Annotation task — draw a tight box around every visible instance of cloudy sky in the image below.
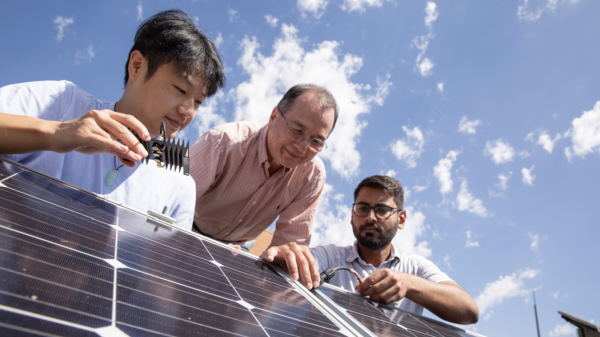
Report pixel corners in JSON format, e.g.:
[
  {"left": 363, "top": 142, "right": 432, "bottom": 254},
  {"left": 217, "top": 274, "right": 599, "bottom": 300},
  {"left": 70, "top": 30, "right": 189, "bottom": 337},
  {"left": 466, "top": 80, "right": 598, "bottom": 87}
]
[{"left": 1, "top": 1, "right": 599, "bottom": 336}]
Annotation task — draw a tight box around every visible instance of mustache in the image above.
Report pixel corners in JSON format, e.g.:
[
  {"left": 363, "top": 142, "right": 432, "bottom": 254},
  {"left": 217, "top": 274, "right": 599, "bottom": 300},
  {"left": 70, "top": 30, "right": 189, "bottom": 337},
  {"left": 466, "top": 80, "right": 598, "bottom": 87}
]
[{"left": 359, "top": 223, "right": 383, "bottom": 232}]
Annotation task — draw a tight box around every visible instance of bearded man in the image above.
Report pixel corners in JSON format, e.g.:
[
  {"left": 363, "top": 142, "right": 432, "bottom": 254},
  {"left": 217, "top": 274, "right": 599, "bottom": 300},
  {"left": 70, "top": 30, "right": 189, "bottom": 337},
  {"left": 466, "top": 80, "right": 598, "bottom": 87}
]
[{"left": 262, "top": 175, "right": 479, "bottom": 325}]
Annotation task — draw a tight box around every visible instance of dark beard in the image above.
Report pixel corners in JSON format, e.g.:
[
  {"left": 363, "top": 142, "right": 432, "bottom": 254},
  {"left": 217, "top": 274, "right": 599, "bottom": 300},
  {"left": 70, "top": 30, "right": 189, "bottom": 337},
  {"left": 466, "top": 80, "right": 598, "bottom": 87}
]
[{"left": 352, "top": 220, "right": 397, "bottom": 250}]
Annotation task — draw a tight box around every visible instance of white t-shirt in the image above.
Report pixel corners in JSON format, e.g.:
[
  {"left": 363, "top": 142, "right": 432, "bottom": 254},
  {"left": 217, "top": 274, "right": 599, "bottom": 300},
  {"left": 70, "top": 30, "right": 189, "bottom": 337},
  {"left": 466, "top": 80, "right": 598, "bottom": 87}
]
[
  {"left": 0, "top": 80, "right": 195, "bottom": 230},
  {"left": 311, "top": 241, "right": 453, "bottom": 315}
]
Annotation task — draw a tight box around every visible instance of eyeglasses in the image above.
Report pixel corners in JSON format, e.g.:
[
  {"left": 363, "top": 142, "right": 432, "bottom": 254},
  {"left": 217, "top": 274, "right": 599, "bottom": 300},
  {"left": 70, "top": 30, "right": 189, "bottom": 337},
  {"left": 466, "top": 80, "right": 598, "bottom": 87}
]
[
  {"left": 279, "top": 110, "right": 327, "bottom": 152},
  {"left": 352, "top": 203, "right": 402, "bottom": 220}
]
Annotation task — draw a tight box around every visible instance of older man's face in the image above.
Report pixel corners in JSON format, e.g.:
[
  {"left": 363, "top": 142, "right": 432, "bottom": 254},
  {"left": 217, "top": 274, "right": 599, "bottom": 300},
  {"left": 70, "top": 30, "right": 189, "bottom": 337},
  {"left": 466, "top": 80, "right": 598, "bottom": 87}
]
[{"left": 266, "top": 92, "right": 335, "bottom": 170}]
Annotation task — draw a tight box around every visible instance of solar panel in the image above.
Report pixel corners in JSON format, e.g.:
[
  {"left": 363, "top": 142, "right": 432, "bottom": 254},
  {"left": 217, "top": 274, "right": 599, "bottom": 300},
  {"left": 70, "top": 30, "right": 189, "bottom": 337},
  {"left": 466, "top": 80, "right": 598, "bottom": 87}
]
[{"left": 0, "top": 156, "right": 485, "bottom": 337}]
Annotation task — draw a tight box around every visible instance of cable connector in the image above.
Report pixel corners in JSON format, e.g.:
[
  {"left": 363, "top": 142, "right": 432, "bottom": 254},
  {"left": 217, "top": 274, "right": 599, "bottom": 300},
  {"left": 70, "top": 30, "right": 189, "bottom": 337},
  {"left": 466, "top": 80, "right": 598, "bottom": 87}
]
[{"left": 319, "top": 267, "right": 363, "bottom": 287}]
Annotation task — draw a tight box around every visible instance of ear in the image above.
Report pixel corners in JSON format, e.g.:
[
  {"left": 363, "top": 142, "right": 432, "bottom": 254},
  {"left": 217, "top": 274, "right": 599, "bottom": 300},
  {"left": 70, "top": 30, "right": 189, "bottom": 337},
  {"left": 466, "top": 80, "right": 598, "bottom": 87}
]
[
  {"left": 267, "top": 106, "right": 279, "bottom": 130},
  {"left": 127, "top": 50, "right": 147, "bottom": 84},
  {"left": 397, "top": 210, "right": 407, "bottom": 230}
]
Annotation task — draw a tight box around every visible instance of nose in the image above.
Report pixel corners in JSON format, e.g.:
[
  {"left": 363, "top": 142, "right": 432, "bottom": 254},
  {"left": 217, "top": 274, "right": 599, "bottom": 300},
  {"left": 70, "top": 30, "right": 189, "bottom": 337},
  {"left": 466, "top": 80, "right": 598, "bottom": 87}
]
[
  {"left": 177, "top": 98, "right": 196, "bottom": 119},
  {"left": 365, "top": 208, "right": 378, "bottom": 222},
  {"left": 293, "top": 137, "right": 310, "bottom": 153}
]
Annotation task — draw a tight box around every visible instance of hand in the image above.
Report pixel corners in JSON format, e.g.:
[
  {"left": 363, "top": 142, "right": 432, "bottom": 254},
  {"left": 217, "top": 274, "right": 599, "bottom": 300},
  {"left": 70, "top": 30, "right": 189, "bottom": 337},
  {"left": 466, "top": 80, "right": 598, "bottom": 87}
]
[
  {"left": 355, "top": 268, "right": 413, "bottom": 305},
  {"left": 51, "top": 109, "right": 150, "bottom": 167},
  {"left": 261, "top": 243, "right": 320, "bottom": 290},
  {"left": 227, "top": 243, "right": 241, "bottom": 256}
]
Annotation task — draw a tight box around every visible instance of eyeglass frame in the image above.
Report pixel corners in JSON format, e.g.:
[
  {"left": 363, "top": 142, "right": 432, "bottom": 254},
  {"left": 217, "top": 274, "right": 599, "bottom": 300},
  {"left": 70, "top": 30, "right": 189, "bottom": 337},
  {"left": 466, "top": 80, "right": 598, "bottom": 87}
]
[
  {"left": 278, "top": 109, "right": 328, "bottom": 152},
  {"left": 352, "top": 203, "right": 403, "bottom": 220}
]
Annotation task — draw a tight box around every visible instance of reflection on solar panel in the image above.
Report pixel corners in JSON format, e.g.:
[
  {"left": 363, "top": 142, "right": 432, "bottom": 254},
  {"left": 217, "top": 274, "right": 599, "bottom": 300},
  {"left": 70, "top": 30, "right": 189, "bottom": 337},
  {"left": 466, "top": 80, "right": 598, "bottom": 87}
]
[{"left": 0, "top": 157, "right": 484, "bottom": 337}]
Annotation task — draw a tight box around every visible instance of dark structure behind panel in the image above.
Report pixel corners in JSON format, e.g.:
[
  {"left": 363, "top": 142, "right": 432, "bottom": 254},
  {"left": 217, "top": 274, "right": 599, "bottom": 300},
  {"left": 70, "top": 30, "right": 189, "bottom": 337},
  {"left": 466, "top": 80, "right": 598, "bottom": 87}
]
[{"left": 559, "top": 311, "right": 600, "bottom": 337}]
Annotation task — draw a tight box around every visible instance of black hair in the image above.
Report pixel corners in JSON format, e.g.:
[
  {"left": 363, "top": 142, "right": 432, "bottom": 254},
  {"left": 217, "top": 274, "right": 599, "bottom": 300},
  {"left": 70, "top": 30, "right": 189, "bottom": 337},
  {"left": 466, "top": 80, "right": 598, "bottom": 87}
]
[
  {"left": 353, "top": 175, "right": 404, "bottom": 209},
  {"left": 124, "top": 9, "right": 225, "bottom": 96},
  {"left": 277, "top": 84, "right": 339, "bottom": 136}
]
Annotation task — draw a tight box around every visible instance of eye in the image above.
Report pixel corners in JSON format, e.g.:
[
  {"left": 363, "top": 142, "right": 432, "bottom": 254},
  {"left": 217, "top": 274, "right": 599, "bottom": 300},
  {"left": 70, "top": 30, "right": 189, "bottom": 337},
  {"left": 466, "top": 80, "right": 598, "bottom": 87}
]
[
  {"left": 292, "top": 128, "right": 304, "bottom": 136},
  {"left": 195, "top": 100, "right": 202, "bottom": 105},
  {"left": 357, "top": 205, "right": 369, "bottom": 212},
  {"left": 175, "top": 86, "right": 186, "bottom": 95}
]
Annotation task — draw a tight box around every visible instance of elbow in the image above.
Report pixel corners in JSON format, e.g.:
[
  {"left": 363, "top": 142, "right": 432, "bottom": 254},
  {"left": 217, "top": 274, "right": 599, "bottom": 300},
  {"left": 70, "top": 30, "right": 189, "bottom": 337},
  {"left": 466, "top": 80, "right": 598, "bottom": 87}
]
[{"left": 462, "top": 303, "right": 479, "bottom": 325}]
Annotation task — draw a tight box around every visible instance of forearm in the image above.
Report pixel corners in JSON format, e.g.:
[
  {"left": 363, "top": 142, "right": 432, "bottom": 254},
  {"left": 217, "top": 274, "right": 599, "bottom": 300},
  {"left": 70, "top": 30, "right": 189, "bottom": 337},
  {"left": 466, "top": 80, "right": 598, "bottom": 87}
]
[
  {"left": 0, "top": 112, "right": 58, "bottom": 155},
  {"left": 406, "top": 278, "right": 479, "bottom": 324}
]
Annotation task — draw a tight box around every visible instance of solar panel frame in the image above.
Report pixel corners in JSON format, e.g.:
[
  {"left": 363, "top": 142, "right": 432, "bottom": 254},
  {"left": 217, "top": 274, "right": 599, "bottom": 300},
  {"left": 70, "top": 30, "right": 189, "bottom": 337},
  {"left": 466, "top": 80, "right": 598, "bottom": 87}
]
[{"left": 0, "top": 156, "right": 485, "bottom": 337}]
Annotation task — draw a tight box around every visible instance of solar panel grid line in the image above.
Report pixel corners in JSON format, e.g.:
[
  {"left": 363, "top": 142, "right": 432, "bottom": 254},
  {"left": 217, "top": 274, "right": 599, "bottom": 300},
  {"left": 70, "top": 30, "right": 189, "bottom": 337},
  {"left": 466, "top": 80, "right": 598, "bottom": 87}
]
[
  {"left": 197, "top": 238, "right": 272, "bottom": 336},
  {"left": 0, "top": 156, "right": 178, "bottom": 230},
  {"left": 110, "top": 220, "right": 120, "bottom": 329},
  {"left": 0, "top": 182, "right": 116, "bottom": 230},
  {"left": 258, "top": 263, "right": 365, "bottom": 337},
  {"left": 0, "top": 304, "right": 100, "bottom": 337},
  {"left": 0, "top": 171, "right": 20, "bottom": 183}
]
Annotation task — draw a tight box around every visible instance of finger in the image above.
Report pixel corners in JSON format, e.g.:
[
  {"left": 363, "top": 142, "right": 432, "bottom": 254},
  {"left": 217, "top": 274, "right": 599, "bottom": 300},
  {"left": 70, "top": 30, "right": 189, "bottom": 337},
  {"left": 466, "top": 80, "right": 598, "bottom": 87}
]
[
  {"left": 92, "top": 111, "right": 148, "bottom": 158},
  {"left": 82, "top": 133, "right": 143, "bottom": 162},
  {"left": 283, "top": 250, "right": 299, "bottom": 282},
  {"left": 116, "top": 155, "right": 136, "bottom": 168},
  {"left": 374, "top": 285, "right": 403, "bottom": 305},
  {"left": 356, "top": 271, "right": 387, "bottom": 294},
  {"left": 261, "top": 247, "right": 279, "bottom": 262},
  {"left": 110, "top": 112, "right": 151, "bottom": 141},
  {"left": 305, "top": 250, "right": 321, "bottom": 289}
]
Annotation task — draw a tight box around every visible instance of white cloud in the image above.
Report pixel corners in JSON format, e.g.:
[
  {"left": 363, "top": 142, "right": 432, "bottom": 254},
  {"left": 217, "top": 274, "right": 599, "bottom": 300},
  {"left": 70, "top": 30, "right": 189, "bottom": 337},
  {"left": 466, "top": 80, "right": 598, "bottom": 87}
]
[
  {"left": 433, "top": 150, "right": 459, "bottom": 195},
  {"left": 411, "top": 2, "right": 438, "bottom": 77},
  {"left": 465, "top": 230, "right": 480, "bottom": 248},
  {"left": 75, "top": 44, "right": 95, "bottom": 65},
  {"left": 392, "top": 206, "right": 432, "bottom": 257},
  {"left": 484, "top": 139, "right": 515, "bottom": 164},
  {"left": 497, "top": 171, "right": 512, "bottom": 190},
  {"left": 233, "top": 24, "right": 392, "bottom": 179},
  {"left": 458, "top": 116, "right": 482, "bottom": 135},
  {"left": 191, "top": 91, "right": 227, "bottom": 137},
  {"left": 417, "top": 58, "right": 435, "bottom": 77},
  {"left": 549, "top": 322, "right": 577, "bottom": 336},
  {"left": 476, "top": 269, "right": 540, "bottom": 319},
  {"left": 517, "top": 0, "right": 579, "bottom": 22},
  {"left": 297, "top": 0, "right": 328, "bottom": 18},
  {"left": 443, "top": 254, "right": 451, "bottom": 269},
  {"left": 382, "top": 169, "right": 397, "bottom": 177},
  {"left": 551, "top": 291, "right": 559, "bottom": 299},
  {"left": 341, "top": 0, "right": 388, "bottom": 13},
  {"left": 522, "top": 165, "right": 536, "bottom": 186},
  {"left": 519, "top": 150, "right": 531, "bottom": 158},
  {"left": 265, "top": 15, "right": 279, "bottom": 27},
  {"left": 137, "top": 1, "right": 143, "bottom": 21},
  {"left": 528, "top": 232, "right": 540, "bottom": 251},
  {"left": 413, "top": 182, "right": 429, "bottom": 193},
  {"left": 565, "top": 101, "right": 600, "bottom": 161},
  {"left": 53, "top": 16, "right": 74, "bottom": 42},
  {"left": 527, "top": 130, "right": 562, "bottom": 153},
  {"left": 390, "top": 126, "right": 425, "bottom": 169},
  {"left": 228, "top": 9, "right": 238, "bottom": 23},
  {"left": 457, "top": 179, "right": 488, "bottom": 217},
  {"left": 437, "top": 82, "right": 444, "bottom": 92},
  {"left": 214, "top": 32, "right": 224, "bottom": 49},
  {"left": 310, "top": 184, "right": 354, "bottom": 247}
]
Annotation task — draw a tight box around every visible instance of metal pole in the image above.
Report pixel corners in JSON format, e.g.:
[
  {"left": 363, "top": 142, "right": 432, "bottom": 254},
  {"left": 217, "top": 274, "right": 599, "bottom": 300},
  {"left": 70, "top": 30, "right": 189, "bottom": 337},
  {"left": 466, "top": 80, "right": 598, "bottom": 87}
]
[{"left": 533, "top": 290, "right": 541, "bottom": 337}]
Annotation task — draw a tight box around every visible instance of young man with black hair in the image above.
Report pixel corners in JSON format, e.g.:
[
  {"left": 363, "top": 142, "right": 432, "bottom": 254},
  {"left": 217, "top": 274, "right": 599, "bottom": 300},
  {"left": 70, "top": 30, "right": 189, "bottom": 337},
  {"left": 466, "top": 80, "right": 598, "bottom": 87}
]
[
  {"left": 0, "top": 10, "right": 225, "bottom": 229},
  {"left": 263, "top": 175, "right": 479, "bottom": 325}
]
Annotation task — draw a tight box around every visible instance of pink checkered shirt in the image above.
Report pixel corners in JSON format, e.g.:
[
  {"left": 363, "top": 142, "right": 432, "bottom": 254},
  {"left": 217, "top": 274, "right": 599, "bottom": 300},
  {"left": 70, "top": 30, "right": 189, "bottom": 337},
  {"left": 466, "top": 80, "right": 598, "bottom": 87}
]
[{"left": 189, "top": 122, "right": 326, "bottom": 246}]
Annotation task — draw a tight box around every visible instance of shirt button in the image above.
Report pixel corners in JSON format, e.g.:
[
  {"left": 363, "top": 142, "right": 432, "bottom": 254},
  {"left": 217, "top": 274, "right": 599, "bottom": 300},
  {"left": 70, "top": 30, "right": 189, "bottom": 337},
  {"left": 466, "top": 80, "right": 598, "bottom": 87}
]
[
  {"left": 225, "top": 232, "right": 229, "bottom": 235},
  {"left": 253, "top": 201, "right": 257, "bottom": 205},
  {"left": 239, "top": 219, "right": 242, "bottom": 223}
]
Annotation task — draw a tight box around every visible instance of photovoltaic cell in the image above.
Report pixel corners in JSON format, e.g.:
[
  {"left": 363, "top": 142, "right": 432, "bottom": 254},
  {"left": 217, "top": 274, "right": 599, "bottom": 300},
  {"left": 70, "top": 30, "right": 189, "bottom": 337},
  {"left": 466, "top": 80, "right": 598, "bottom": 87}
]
[
  {"left": 0, "top": 157, "right": 483, "bottom": 337},
  {"left": 318, "top": 285, "right": 475, "bottom": 337}
]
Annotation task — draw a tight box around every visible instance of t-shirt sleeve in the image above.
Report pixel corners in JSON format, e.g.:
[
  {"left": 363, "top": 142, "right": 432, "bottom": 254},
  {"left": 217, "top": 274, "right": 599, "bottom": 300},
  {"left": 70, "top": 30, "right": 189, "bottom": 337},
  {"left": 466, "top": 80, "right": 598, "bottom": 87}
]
[
  {"left": 271, "top": 161, "right": 326, "bottom": 246},
  {"left": 414, "top": 255, "right": 453, "bottom": 284},
  {"left": 0, "top": 81, "right": 75, "bottom": 164}
]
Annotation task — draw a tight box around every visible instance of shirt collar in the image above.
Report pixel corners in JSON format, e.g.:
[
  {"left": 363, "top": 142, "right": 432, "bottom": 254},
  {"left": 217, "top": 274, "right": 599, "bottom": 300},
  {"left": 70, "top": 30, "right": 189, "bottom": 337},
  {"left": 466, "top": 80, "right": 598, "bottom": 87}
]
[{"left": 348, "top": 241, "right": 400, "bottom": 265}]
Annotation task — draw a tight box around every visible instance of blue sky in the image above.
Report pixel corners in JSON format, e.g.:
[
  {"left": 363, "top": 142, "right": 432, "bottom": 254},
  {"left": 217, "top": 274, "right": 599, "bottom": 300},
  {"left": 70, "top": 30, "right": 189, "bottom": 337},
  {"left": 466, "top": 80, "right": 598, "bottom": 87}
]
[{"left": 1, "top": 1, "right": 599, "bottom": 336}]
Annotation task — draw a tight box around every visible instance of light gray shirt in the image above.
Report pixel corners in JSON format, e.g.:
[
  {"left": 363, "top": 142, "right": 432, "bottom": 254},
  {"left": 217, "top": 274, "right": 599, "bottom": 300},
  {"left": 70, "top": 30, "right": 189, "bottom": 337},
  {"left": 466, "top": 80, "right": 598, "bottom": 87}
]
[
  {"left": 311, "top": 241, "right": 453, "bottom": 315},
  {"left": 0, "top": 81, "right": 196, "bottom": 229}
]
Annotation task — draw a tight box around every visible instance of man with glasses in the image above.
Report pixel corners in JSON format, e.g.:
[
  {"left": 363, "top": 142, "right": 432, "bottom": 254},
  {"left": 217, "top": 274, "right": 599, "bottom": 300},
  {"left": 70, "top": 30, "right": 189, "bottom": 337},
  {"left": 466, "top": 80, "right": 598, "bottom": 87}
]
[
  {"left": 263, "top": 175, "right": 479, "bottom": 324},
  {"left": 189, "top": 84, "right": 337, "bottom": 253}
]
